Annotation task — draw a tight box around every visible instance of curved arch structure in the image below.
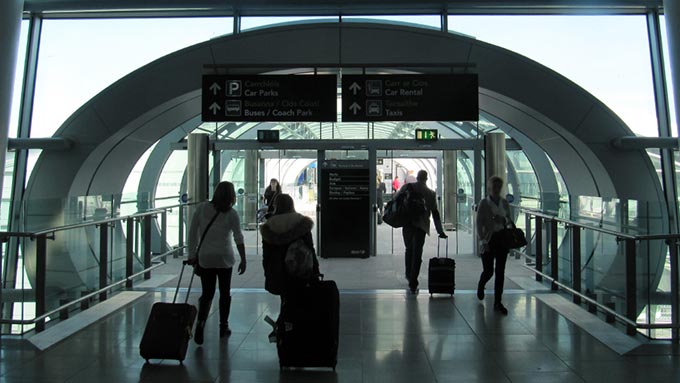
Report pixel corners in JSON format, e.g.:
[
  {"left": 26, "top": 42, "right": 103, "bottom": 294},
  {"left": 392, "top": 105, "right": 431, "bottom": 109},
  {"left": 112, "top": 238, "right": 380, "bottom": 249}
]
[{"left": 24, "top": 22, "right": 666, "bottom": 309}]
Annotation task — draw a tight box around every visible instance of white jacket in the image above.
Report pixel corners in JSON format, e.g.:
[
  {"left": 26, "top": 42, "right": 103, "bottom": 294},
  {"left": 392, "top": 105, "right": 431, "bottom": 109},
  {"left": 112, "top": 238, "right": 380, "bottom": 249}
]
[
  {"left": 188, "top": 202, "right": 244, "bottom": 269},
  {"left": 476, "top": 196, "right": 512, "bottom": 253}
]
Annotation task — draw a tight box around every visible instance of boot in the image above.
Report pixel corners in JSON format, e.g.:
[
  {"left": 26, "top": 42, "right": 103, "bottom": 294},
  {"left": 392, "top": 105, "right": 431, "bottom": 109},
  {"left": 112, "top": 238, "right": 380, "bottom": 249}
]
[
  {"left": 219, "top": 295, "right": 232, "bottom": 338},
  {"left": 195, "top": 297, "right": 211, "bottom": 345},
  {"left": 194, "top": 320, "right": 205, "bottom": 345}
]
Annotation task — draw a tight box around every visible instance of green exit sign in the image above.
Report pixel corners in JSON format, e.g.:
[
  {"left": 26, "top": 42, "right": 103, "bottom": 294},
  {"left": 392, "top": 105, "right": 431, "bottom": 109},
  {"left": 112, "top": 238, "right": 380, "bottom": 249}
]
[{"left": 415, "top": 129, "right": 438, "bottom": 141}]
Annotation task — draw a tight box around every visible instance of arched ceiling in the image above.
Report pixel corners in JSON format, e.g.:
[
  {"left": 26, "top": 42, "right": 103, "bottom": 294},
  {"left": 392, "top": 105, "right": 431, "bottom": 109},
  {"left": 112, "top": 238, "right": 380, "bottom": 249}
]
[{"left": 24, "top": 22, "right": 664, "bottom": 223}]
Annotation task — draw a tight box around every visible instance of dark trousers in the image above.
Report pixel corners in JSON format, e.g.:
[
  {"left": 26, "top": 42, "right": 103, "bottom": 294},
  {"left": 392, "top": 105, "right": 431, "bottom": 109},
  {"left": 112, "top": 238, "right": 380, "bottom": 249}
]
[
  {"left": 478, "top": 234, "right": 509, "bottom": 304},
  {"left": 198, "top": 267, "right": 233, "bottom": 325},
  {"left": 403, "top": 224, "right": 427, "bottom": 287}
]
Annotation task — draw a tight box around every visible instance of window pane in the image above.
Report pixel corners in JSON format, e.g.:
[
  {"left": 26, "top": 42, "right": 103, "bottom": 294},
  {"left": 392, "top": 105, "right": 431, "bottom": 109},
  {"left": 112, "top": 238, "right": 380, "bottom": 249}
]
[
  {"left": 449, "top": 15, "right": 657, "bottom": 137},
  {"left": 9, "top": 20, "right": 30, "bottom": 140},
  {"left": 32, "top": 17, "right": 232, "bottom": 139}
]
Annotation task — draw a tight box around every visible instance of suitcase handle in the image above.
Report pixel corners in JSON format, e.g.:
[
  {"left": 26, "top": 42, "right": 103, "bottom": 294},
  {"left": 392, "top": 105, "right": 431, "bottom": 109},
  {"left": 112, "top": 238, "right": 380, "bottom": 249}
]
[
  {"left": 174, "top": 260, "right": 196, "bottom": 304},
  {"left": 437, "top": 237, "right": 449, "bottom": 259}
]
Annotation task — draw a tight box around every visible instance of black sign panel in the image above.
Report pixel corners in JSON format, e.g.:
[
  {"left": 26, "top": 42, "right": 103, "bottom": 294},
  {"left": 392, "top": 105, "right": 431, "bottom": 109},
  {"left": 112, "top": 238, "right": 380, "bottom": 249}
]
[
  {"left": 320, "top": 160, "right": 370, "bottom": 258},
  {"left": 202, "top": 75, "right": 337, "bottom": 122},
  {"left": 341, "top": 74, "right": 478, "bottom": 122}
]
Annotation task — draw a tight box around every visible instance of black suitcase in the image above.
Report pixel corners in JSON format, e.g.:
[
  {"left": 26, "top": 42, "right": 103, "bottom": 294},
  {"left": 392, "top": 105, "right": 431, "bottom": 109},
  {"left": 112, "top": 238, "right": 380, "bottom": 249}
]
[
  {"left": 139, "top": 261, "right": 197, "bottom": 364},
  {"left": 428, "top": 237, "right": 456, "bottom": 296},
  {"left": 276, "top": 279, "right": 339, "bottom": 370}
]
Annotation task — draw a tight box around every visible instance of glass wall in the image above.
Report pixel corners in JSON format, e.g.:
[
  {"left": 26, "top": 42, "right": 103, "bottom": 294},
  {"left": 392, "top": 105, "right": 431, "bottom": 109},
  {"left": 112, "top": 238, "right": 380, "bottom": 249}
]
[
  {"left": 449, "top": 15, "right": 657, "bottom": 138},
  {"left": 31, "top": 17, "right": 232, "bottom": 140}
]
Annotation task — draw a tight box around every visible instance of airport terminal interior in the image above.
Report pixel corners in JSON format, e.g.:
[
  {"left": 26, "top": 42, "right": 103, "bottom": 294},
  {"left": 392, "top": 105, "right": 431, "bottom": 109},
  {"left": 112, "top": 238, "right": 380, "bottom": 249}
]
[{"left": 1, "top": 0, "right": 680, "bottom": 382}]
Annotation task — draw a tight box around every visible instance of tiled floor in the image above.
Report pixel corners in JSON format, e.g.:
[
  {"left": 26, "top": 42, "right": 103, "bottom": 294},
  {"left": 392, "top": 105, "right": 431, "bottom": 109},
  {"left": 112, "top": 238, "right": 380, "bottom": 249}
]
[{"left": 3, "top": 289, "right": 679, "bottom": 383}]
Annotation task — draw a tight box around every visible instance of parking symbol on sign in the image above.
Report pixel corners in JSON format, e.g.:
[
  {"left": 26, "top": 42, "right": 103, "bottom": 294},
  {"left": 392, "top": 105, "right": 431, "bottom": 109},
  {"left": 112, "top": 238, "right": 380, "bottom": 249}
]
[
  {"left": 226, "top": 80, "right": 242, "bottom": 97},
  {"left": 225, "top": 100, "right": 242, "bottom": 116}
]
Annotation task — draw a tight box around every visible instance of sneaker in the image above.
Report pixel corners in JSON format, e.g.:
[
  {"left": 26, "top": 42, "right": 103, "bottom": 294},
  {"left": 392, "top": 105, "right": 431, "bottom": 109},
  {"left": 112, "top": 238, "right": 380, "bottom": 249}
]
[
  {"left": 494, "top": 302, "right": 508, "bottom": 315},
  {"left": 477, "top": 285, "right": 485, "bottom": 301}
]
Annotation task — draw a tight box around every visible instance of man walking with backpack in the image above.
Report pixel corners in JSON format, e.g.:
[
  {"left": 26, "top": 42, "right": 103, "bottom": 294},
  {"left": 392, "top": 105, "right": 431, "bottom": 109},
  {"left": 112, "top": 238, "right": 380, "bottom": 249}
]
[{"left": 396, "top": 170, "right": 447, "bottom": 293}]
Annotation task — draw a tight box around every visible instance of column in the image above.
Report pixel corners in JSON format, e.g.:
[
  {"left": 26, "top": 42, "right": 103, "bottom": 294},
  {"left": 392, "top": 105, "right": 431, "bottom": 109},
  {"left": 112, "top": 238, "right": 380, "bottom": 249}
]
[
  {"left": 443, "top": 150, "right": 457, "bottom": 229},
  {"left": 0, "top": 0, "right": 23, "bottom": 194},
  {"left": 484, "top": 132, "right": 507, "bottom": 192},
  {"left": 187, "top": 133, "right": 209, "bottom": 224},
  {"left": 244, "top": 150, "right": 258, "bottom": 228}
]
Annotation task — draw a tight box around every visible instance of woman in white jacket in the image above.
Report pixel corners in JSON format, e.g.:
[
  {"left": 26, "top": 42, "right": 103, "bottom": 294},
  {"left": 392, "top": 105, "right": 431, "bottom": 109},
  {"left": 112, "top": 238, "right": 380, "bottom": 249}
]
[
  {"left": 188, "top": 181, "right": 247, "bottom": 344},
  {"left": 476, "top": 176, "right": 513, "bottom": 315}
]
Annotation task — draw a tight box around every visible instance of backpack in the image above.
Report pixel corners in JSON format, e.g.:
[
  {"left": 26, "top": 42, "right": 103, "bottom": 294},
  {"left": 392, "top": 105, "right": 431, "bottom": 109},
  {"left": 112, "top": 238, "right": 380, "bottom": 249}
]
[
  {"left": 403, "top": 183, "right": 427, "bottom": 219},
  {"left": 284, "top": 238, "right": 314, "bottom": 279}
]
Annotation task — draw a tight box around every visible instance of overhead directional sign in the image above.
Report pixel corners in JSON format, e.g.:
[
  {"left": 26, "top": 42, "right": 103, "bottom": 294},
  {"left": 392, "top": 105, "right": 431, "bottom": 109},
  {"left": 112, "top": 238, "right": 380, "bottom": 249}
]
[
  {"left": 341, "top": 74, "right": 478, "bottom": 122},
  {"left": 202, "top": 75, "right": 337, "bottom": 122}
]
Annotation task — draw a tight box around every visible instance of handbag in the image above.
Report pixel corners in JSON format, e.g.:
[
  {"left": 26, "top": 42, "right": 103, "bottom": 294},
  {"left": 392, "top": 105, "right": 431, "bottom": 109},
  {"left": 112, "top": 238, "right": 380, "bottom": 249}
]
[
  {"left": 193, "top": 210, "right": 220, "bottom": 276},
  {"left": 500, "top": 223, "right": 527, "bottom": 249}
]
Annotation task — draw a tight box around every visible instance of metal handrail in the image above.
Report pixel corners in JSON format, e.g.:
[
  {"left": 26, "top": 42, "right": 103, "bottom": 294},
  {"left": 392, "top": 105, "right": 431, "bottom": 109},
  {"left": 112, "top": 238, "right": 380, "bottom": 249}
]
[
  {"left": 515, "top": 250, "right": 680, "bottom": 330},
  {"left": 26, "top": 202, "right": 200, "bottom": 237},
  {"left": 514, "top": 205, "right": 675, "bottom": 241},
  {"left": 0, "top": 245, "right": 185, "bottom": 326}
]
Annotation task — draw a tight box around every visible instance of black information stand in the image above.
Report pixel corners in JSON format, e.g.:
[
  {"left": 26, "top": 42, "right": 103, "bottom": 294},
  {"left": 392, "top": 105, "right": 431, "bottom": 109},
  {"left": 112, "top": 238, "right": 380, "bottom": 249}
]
[{"left": 319, "top": 160, "right": 370, "bottom": 258}]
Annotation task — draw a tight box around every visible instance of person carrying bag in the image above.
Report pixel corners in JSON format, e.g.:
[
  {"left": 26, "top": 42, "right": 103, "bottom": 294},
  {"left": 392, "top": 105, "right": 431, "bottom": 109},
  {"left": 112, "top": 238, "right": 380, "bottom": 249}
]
[
  {"left": 187, "top": 181, "right": 247, "bottom": 345},
  {"left": 475, "top": 176, "right": 517, "bottom": 315}
]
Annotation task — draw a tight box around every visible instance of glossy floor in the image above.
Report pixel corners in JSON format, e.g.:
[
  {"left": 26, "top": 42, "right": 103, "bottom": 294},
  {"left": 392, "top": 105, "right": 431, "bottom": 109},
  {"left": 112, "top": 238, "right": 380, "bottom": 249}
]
[{"left": 3, "top": 290, "right": 679, "bottom": 383}]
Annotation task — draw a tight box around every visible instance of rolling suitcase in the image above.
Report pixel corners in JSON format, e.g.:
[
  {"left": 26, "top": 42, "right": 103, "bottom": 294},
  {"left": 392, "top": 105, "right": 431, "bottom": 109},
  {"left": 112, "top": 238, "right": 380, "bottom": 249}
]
[
  {"left": 139, "top": 260, "right": 197, "bottom": 364},
  {"left": 428, "top": 237, "right": 456, "bottom": 296},
  {"left": 276, "top": 279, "right": 339, "bottom": 370}
]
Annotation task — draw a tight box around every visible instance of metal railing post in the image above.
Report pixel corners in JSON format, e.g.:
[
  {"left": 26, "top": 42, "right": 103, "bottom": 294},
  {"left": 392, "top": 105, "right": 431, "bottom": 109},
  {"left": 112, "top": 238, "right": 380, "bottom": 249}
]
[
  {"left": 143, "top": 215, "right": 152, "bottom": 279},
  {"left": 571, "top": 225, "right": 582, "bottom": 305},
  {"left": 160, "top": 211, "right": 168, "bottom": 262},
  {"left": 126, "top": 218, "right": 134, "bottom": 288},
  {"left": 525, "top": 211, "right": 532, "bottom": 262},
  {"left": 98, "top": 223, "right": 108, "bottom": 302},
  {"left": 550, "top": 219, "right": 559, "bottom": 290},
  {"left": 177, "top": 204, "right": 184, "bottom": 259},
  {"left": 669, "top": 238, "right": 679, "bottom": 342},
  {"left": 35, "top": 234, "right": 47, "bottom": 332},
  {"left": 625, "top": 238, "right": 637, "bottom": 336},
  {"left": 535, "top": 216, "right": 543, "bottom": 282}
]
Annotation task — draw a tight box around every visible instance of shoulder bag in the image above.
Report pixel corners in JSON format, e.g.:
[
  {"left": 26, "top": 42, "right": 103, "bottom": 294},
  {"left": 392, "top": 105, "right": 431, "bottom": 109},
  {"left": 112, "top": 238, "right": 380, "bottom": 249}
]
[{"left": 193, "top": 210, "right": 220, "bottom": 276}]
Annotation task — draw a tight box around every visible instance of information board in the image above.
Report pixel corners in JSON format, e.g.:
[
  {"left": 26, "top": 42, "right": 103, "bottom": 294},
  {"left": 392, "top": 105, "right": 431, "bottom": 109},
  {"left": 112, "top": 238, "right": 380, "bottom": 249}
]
[
  {"left": 202, "top": 75, "right": 337, "bottom": 122},
  {"left": 341, "top": 74, "right": 478, "bottom": 122},
  {"left": 319, "top": 160, "right": 370, "bottom": 258}
]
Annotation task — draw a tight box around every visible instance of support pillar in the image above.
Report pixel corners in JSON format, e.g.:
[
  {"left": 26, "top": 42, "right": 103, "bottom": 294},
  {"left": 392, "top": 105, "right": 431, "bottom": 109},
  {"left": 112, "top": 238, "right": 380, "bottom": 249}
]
[
  {"left": 484, "top": 132, "right": 507, "bottom": 193},
  {"left": 443, "top": 150, "right": 457, "bottom": 230},
  {"left": 187, "top": 133, "right": 209, "bottom": 223},
  {"left": 0, "top": 0, "right": 24, "bottom": 334},
  {"left": 0, "top": 0, "right": 22, "bottom": 195},
  {"left": 244, "top": 150, "right": 258, "bottom": 229}
]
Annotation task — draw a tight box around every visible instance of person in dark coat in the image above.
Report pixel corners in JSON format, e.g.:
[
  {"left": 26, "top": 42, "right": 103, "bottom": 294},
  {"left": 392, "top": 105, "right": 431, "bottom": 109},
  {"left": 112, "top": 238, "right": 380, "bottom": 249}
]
[
  {"left": 260, "top": 193, "right": 319, "bottom": 295},
  {"left": 263, "top": 178, "right": 282, "bottom": 206}
]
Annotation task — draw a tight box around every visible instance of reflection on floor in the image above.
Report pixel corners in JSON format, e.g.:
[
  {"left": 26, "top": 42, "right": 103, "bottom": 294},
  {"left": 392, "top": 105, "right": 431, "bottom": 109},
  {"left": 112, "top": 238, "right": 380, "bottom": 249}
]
[
  {"left": 164, "top": 225, "right": 535, "bottom": 291},
  {"left": 6, "top": 289, "right": 679, "bottom": 383}
]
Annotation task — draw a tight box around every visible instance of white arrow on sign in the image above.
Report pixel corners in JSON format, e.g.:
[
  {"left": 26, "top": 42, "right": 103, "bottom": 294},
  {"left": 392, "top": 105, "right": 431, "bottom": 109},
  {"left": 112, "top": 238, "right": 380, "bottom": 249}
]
[
  {"left": 209, "top": 82, "right": 222, "bottom": 95},
  {"left": 209, "top": 102, "right": 221, "bottom": 115},
  {"left": 349, "top": 82, "right": 361, "bottom": 95},
  {"left": 349, "top": 102, "right": 362, "bottom": 115}
]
